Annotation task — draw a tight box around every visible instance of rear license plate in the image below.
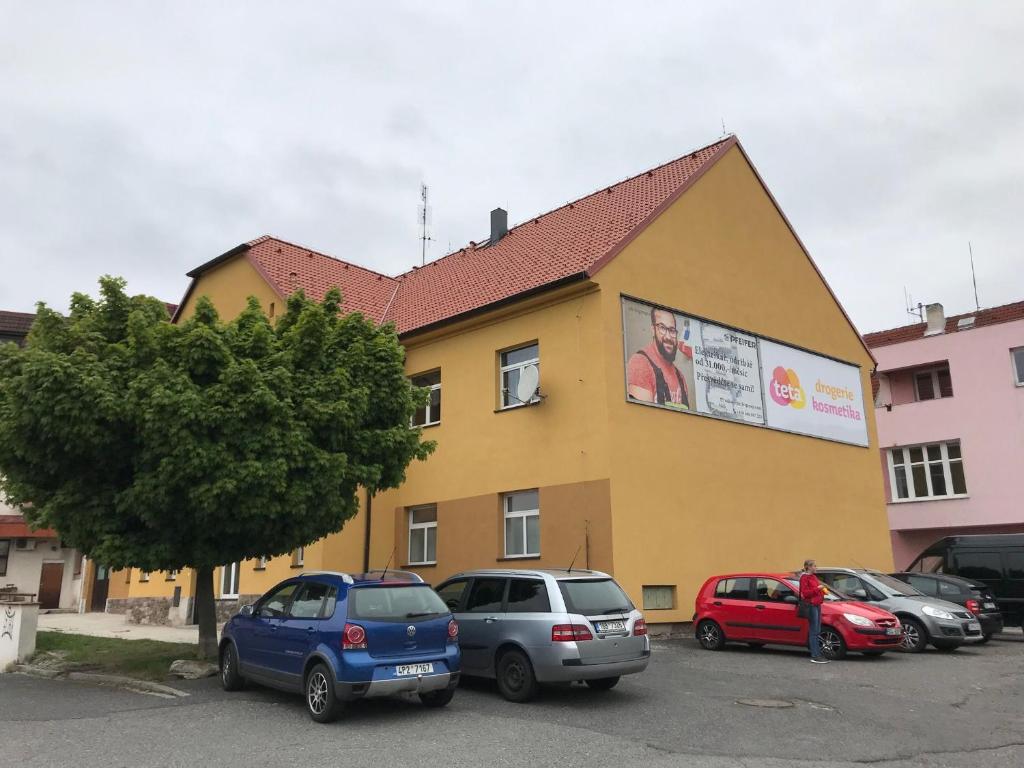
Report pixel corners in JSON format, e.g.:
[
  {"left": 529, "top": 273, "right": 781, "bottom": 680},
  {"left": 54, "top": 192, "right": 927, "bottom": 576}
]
[
  {"left": 596, "top": 620, "right": 626, "bottom": 633},
  {"left": 885, "top": 627, "right": 900, "bottom": 636},
  {"left": 396, "top": 663, "right": 433, "bottom": 676},
  {"left": 983, "top": 602, "right": 996, "bottom": 609},
  {"left": 967, "top": 621, "right": 981, "bottom": 632}
]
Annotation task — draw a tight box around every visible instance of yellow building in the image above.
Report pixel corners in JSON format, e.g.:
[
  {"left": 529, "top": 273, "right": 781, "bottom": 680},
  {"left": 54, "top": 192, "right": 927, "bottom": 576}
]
[{"left": 96, "top": 135, "right": 894, "bottom": 629}]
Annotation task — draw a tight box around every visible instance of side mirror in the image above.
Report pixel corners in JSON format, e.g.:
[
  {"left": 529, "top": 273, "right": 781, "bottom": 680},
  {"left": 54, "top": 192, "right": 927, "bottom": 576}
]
[
  {"left": 783, "top": 595, "right": 798, "bottom": 605},
  {"left": 239, "top": 604, "right": 254, "bottom": 617}
]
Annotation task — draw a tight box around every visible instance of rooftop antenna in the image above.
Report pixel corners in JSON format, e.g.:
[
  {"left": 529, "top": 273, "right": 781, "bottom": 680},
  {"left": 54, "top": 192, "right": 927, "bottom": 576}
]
[
  {"left": 379, "top": 547, "right": 395, "bottom": 581},
  {"left": 904, "top": 287, "right": 923, "bottom": 323},
  {"left": 418, "top": 183, "right": 434, "bottom": 266},
  {"left": 566, "top": 544, "right": 582, "bottom": 574},
  {"left": 969, "top": 241, "right": 980, "bottom": 311},
  {"left": 721, "top": 117, "right": 727, "bottom": 137}
]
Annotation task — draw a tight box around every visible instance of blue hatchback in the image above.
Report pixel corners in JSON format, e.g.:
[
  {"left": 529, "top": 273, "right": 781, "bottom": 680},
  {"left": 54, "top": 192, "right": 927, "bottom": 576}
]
[{"left": 219, "top": 570, "right": 461, "bottom": 722}]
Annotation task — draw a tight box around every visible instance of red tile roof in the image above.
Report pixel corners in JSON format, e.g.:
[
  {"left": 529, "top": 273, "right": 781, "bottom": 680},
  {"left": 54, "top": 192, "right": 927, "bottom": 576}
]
[
  {"left": 0, "top": 310, "right": 34, "bottom": 338},
  {"left": 863, "top": 300, "right": 1024, "bottom": 349},
  {"left": 0, "top": 515, "right": 57, "bottom": 539},
  {"left": 177, "top": 137, "right": 736, "bottom": 334}
]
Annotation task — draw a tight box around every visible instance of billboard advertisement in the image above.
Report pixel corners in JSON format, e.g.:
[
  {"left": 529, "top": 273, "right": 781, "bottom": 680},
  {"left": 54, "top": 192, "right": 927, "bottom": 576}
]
[
  {"left": 622, "top": 296, "right": 868, "bottom": 446},
  {"left": 759, "top": 339, "right": 869, "bottom": 446}
]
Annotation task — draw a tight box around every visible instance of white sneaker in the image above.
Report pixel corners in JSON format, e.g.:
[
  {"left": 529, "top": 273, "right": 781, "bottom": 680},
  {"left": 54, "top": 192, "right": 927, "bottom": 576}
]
[{"left": 810, "top": 657, "right": 830, "bottom": 664}]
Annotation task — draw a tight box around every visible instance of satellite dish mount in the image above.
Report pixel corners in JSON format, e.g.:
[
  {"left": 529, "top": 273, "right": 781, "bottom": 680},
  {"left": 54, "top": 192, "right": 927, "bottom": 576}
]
[{"left": 506, "top": 363, "right": 544, "bottom": 406}]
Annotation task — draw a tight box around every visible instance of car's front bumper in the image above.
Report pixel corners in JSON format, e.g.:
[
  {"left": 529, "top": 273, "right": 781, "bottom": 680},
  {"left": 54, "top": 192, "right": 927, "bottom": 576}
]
[{"left": 920, "top": 615, "right": 981, "bottom": 644}]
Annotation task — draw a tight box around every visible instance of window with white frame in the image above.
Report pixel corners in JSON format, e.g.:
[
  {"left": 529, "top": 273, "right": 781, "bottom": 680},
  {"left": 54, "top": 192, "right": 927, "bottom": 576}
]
[
  {"left": 1012, "top": 347, "right": 1024, "bottom": 386},
  {"left": 411, "top": 371, "right": 441, "bottom": 427},
  {"left": 500, "top": 343, "right": 540, "bottom": 408},
  {"left": 408, "top": 505, "right": 437, "bottom": 565},
  {"left": 913, "top": 365, "right": 953, "bottom": 401},
  {"left": 292, "top": 547, "right": 304, "bottom": 568},
  {"left": 221, "top": 562, "right": 240, "bottom": 598},
  {"left": 140, "top": 571, "right": 150, "bottom": 582},
  {"left": 255, "top": 556, "right": 268, "bottom": 570},
  {"left": 887, "top": 442, "right": 967, "bottom": 501},
  {"left": 166, "top": 569, "right": 178, "bottom": 581},
  {"left": 504, "top": 489, "right": 540, "bottom": 557}
]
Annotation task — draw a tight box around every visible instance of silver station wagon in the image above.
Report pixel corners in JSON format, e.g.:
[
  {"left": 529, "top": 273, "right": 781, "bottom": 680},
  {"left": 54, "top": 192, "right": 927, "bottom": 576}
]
[{"left": 434, "top": 568, "right": 650, "bottom": 702}]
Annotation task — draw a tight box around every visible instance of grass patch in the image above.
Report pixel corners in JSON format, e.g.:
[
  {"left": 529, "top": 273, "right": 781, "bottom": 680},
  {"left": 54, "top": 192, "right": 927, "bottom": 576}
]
[{"left": 34, "top": 631, "right": 201, "bottom": 682}]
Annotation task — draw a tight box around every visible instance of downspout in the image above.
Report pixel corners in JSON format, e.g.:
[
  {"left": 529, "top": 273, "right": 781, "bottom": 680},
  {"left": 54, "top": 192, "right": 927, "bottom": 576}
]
[{"left": 362, "top": 487, "right": 374, "bottom": 572}]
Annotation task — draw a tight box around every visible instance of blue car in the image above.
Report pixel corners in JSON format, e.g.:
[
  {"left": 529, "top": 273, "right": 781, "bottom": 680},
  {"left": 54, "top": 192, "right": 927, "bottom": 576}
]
[{"left": 219, "top": 570, "right": 461, "bottom": 723}]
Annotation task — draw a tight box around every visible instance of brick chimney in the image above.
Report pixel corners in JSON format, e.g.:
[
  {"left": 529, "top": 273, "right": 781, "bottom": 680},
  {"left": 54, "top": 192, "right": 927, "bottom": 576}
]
[{"left": 924, "top": 303, "right": 945, "bottom": 336}]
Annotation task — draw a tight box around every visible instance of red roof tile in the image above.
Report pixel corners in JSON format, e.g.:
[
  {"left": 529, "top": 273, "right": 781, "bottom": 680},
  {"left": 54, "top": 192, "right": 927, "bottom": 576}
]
[
  {"left": 863, "top": 300, "right": 1024, "bottom": 349},
  {"left": 178, "top": 137, "right": 735, "bottom": 334},
  {"left": 0, "top": 515, "right": 57, "bottom": 539}
]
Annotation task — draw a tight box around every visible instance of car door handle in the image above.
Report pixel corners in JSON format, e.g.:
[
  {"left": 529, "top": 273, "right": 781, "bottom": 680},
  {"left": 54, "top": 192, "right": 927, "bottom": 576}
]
[
  {"left": 306, "top": 627, "right": 315, "bottom": 634},
  {"left": 484, "top": 616, "right": 500, "bottom": 623},
  {"left": 713, "top": 601, "right": 723, "bottom": 607},
  {"left": 755, "top": 605, "right": 766, "bottom": 610},
  {"left": 270, "top": 624, "right": 278, "bottom": 631}
]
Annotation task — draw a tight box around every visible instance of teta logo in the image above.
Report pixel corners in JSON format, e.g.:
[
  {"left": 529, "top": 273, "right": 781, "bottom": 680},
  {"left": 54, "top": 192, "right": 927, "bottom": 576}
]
[{"left": 769, "top": 366, "right": 806, "bottom": 409}]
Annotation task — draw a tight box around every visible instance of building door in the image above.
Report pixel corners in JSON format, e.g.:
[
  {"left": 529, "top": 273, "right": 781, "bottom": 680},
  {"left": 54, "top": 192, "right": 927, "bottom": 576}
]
[
  {"left": 90, "top": 564, "right": 110, "bottom": 611},
  {"left": 39, "top": 562, "right": 64, "bottom": 609}
]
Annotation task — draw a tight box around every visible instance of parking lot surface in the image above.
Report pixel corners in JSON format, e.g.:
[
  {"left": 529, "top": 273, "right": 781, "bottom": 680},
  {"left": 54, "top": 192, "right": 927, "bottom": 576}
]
[{"left": 2, "top": 632, "right": 1022, "bottom": 768}]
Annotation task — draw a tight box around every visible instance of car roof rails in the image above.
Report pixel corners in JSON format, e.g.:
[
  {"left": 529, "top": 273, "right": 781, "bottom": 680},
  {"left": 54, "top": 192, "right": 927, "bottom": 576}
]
[{"left": 352, "top": 569, "right": 425, "bottom": 583}]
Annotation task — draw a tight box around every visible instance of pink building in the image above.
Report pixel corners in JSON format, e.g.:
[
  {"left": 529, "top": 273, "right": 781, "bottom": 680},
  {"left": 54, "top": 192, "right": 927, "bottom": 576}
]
[{"left": 865, "top": 301, "right": 1024, "bottom": 567}]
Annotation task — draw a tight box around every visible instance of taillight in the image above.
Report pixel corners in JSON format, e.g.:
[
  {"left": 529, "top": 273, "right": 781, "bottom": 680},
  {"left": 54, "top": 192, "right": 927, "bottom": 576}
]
[
  {"left": 633, "top": 618, "right": 648, "bottom": 636},
  {"left": 342, "top": 623, "right": 367, "bottom": 650},
  {"left": 551, "top": 624, "right": 593, "bottom": 642},
  {"left": 447, "top": 619, "right": 459, "bottom": 642},
  {"left": 965, "top": 599, "right": 980, "bottom": 615}
]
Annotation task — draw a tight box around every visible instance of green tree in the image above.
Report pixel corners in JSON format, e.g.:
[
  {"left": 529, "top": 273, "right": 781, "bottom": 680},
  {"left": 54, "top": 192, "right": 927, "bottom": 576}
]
[{"left": 0, "top": 277, "right": 433, "bottom": 657}]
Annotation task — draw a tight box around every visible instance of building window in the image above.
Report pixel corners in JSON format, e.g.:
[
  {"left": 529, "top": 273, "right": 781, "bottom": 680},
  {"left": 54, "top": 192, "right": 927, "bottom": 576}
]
[
  {"left": 166, "top": 570, "right": 178, "bottom": 581},
  {"left": 888, "top": 441, "right": 967, "bottom": 501},
  {"left": 291, "top": 547, "right": 304, "bottom": 568},
  {"left": 411, "top": 371, "right": 441, "bottom": 427},
  {"left": 254, "top": 556, "right": 268, "bottom": 570},
  {"left": 0, "top": 540, "right": 9, "bottom": 577},
  {"left": 913, "top": 365, "right": 953, "bottom": 401},
  {"left": 408, "top": 505, "right": 437, "bottom": 565},
  {"left": 221, "top": 562, "right": 240, "bottom": 598},
  {"left": 503, "top": 489, "right": 540, "bottom": 557},
  {"left": 140, "top": 571, "right": 150, "bottom": 582},
  {"left": 500, "top": 343, "right": 540, "bottom": 409},
  {"left": 1012, "top": 347, "right": 1024, "bottom": 386},
  {"left": 642, "top": 585, "right": 676, "bottom": 610}
]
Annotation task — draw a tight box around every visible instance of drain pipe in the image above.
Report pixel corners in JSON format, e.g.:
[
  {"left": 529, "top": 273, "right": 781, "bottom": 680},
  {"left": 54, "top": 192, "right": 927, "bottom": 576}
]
[{"left": 362, "top": 487, "right": 374, "bottom": 572}]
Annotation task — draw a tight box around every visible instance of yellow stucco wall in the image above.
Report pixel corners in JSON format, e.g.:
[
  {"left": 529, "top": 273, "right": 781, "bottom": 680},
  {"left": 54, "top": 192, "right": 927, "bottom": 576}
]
[
  {"left": 177, "top": 254, "right": 282, "bottom": 323},
  {"left": 594, "top": 145, "right": 893, "bottom": 623}
]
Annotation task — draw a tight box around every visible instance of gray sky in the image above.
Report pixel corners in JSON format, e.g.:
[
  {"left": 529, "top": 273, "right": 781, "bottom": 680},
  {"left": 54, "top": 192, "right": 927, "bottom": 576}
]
[{"left": 2, "top": 2, "right": 1021, "bottom": 333}]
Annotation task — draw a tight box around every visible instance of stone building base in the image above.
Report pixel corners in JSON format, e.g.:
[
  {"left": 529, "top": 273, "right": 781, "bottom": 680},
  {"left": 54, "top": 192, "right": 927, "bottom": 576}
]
[{"left": 106, "top": 594, "right": 262, "bottom": 626}]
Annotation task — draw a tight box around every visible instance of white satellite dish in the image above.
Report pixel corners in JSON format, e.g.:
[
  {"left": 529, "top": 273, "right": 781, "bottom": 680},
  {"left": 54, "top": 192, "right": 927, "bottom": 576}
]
[{"left": 516, "top": 364, "right": 540, "bottom": 404}]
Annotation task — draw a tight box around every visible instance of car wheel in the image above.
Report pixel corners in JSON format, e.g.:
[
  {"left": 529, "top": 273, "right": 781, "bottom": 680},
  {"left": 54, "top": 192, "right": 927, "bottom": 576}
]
[
  {"left": 305, "top": 663, "right": 342, "bottom": 724},
  {"left": 977, "top": 633, "right": 993, "bottom": 644},
  {"left": 219, "top": 643, "right": 245, "bottom": 691},
  {"left": 818, "top": 626, "right": 847, "bottom": 660},
  {"left": 496, "top": 649, "right": 539, "bottom": 703},
  {"left": 696, "top": 620, "right": 725, "bottom": 651},
  {"left": 419, "top": 688, "right": 455, "bottom": 708},
  {"left": 584, "top": 676, "right": 620, "bottom": 691},
  {"left": 899, "top": 617, "right": 927, "bottom": 653},
  {"left": 933, "top": 642, "right": 960, "bottom": 652}
]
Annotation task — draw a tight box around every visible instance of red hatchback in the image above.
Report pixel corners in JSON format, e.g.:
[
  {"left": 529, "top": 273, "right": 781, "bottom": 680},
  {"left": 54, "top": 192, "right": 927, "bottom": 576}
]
[{"left": 693, "top": 573, "right": 903, "bottom": 659}]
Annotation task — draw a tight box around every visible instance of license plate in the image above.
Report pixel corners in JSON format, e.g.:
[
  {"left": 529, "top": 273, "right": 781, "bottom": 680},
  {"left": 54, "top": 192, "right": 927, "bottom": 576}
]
[
  {"left": 885, "top": 627, "right": 900, "bottom": 636},
  {"left": 596, "top": 620, "right": 626, "bottom": 633},
  {"left": 983, "top": 602, "right": 996, "bottom": 609},
  {"left": 968, "top": 621, "right": 981, "bottom": 632},
  {"left": 395, "top": 663, "right": 433, "bottom": 676}
]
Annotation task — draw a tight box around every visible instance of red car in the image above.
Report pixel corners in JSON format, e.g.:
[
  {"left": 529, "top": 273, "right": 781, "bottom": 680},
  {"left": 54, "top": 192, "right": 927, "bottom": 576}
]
[{"left": 693, "top": 572, "right": 903, "bottom": 659}]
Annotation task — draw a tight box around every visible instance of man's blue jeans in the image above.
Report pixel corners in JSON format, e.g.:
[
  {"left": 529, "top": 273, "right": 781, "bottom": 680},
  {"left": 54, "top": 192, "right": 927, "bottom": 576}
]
[{"left": 808, "top": 604, "right": 822, "bottom": 658}]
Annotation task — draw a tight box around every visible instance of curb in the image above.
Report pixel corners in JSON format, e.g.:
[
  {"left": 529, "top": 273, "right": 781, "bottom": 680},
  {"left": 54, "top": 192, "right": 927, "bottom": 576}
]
[{"left": 14, "top": 665, "right": 189, "bottom": 698}]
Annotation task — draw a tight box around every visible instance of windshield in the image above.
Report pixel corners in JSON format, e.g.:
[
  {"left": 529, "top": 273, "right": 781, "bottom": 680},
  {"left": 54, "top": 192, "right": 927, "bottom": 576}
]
[
  {"left": 348, "top": 585, "right": 449, "bottom": 622},
  {"left": 785, "top": 579, "right": 844, "bottom": 602},
  {"left": 868, "top": 572, "right": 923, "bottom": 596},
  {"left": 558, "top": 579, "right": 633, "bottom": 616}
]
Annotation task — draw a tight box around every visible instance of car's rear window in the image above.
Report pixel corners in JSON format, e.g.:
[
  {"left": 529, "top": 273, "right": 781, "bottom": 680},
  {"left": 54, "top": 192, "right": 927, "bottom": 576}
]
[
  {"left": 348, "top": 585, "right": 449, "bottom": 622},
  {"left": 558, "top": 579, "right": 633, "bottom": 616}
]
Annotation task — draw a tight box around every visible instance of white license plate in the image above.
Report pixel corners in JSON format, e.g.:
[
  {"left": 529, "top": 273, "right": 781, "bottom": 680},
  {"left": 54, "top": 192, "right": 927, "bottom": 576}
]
[
  {"left": 983, "top": 602, "right": 996, "bottom": 609},
  {"left": 395, "top": 663, "right": 433, "bottom": 676},
  {"left": 596, "top": 620, "right": 627, "bottom": 633},
  {"left": 968, "top": 621, "right": 981, "bottom": 632},
  {"left": 885, "top": 627, "right": 901, "bottom": 636}
]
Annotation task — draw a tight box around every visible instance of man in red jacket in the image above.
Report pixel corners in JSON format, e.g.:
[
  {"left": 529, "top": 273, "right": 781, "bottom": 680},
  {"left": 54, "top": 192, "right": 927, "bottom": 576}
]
[{"left": 799, "top": 559, "right": 829, "bottom": 663}]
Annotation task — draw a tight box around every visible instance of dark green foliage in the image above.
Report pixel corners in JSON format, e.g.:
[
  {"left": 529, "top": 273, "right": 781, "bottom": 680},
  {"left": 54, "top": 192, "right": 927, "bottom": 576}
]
[{"left": 0, "top": 277, "right": 434, "bottom": 573}]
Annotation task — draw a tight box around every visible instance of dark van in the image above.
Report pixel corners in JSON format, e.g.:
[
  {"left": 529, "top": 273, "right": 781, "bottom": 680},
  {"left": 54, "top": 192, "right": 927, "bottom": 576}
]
[{"left": 906, "top": 535, "right": 1024, "bottom": 624}]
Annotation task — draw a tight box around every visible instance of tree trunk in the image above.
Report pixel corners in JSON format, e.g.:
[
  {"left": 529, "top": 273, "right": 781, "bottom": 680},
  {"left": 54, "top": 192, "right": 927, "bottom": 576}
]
[{"left": 195, "top": 565, "right": 218, "bottom": 660}]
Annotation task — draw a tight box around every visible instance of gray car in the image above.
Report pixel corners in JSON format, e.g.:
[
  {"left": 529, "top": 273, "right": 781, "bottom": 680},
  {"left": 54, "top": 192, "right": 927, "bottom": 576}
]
[
  {"left": 435, "top": 568, "right": 650, "bottom": 702},
  {"left": 817, "top": 568, "right": 982, "bottom": 653}
]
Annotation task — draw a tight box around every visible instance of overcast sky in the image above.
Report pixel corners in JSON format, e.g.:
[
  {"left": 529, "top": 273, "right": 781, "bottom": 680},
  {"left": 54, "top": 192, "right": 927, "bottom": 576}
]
[{"left": 2, "top": 2, "right": 1021, "bottom": 333}]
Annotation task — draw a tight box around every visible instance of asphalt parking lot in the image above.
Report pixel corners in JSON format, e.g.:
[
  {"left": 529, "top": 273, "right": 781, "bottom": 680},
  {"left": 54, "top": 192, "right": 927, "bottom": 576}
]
[{"left": 3, "top": 631, "right": 1022, "bottom": 768}]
